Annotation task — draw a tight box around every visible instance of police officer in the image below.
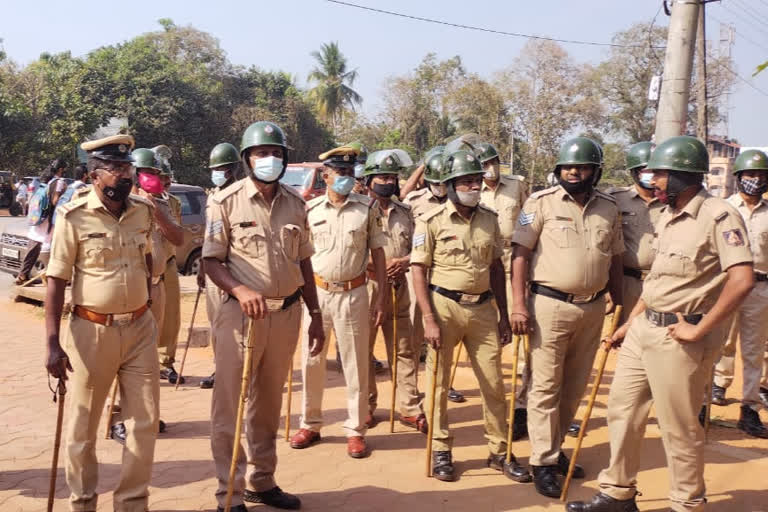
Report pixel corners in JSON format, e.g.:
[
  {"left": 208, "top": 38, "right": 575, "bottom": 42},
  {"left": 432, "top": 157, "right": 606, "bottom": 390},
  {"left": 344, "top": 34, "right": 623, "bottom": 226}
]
[
  {"left": 290, "top": 145, "right": 388, "bottom": 459},
  {"left": 477, "top": 142, "right": 529, "bottom": 438},
  {"left": 44, "top": 135, "right": 160, "bottom": 511},
  {"left": 567, "top": 136, "right": 755, "bottom": 512},
  {"left": 349, "top": 142, "right": 368, "bottom": 194},
  {"left": 411, "top": 149, "right": 531, "bottom": 483},
  {"left": 199, "top": 142, "right": 242, "bottom": 390},
  {"left": 363, "top": 150, "right": 426, "bottom": 432},
  {"left": 710, "top": 149, "right": 768, "bottom": 438},
  {"left": 204, "top": 121, "right": 324, "bottom": 511},
  {"left": 511, "top": 137, "right": 624, "bottom": 498}
]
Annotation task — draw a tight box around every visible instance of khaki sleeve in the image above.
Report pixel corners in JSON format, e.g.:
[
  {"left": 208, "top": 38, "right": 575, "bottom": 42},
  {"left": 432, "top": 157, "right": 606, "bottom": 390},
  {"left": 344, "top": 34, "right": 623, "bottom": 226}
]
[
  {"left": 611, "top": 209, "right": 625, "bottom": 256},
  {"left": 46, "top": 215, "right": 78, "bottom": 281},
  {"left": 202, "top": 200, "right": 229, "bottom": 261},
  {"left": 511, "top": 196, "right": 543, "bottom": 249},
  {"left": 713, "top": 210, "right": 754, "bottom": 271},
  {"left": 367, "top": 206, "right": 387, "bottom": 250},
  {"left": 492, "top": 219, "right": 503, "bottom": 260},
  {"left": 145, "top": 208, "right": 154, "bottom": 255},
  {"left": 409, "top": 217, "right": 434, "bottom": 267},
  {"left": 298, "top": 211, "right": 314, "bottom": 260}
]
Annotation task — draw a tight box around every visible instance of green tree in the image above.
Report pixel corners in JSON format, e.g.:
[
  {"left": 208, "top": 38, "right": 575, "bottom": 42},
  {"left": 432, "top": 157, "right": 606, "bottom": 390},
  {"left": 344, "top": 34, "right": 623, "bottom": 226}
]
[{"left": 308, "top": 42, "right": 362, "bottom": 133}]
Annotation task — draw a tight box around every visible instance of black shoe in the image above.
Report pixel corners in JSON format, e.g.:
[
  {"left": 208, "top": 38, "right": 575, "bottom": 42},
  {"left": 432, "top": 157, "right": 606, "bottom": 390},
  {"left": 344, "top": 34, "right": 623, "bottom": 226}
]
[
  {"left": 567, "top": 421, "right": 581, "bottom": 437},
  {"left": 432, "top": 450, "right": 455, "bottom": 482},
  {"left": 532, "top": 465, "right": 561, "bottom": 498},
  {"left": 158, "top": 419, "right": 166, "bottom": 433},
  {"left": 698, "top": 405, "right": 707, "bottom": 428},
  {"left": 447, "top": 388, "right": 466, "bottom": 403},
  {"left": 566, "top": 492, "right": 639, "bottom": 512},
  {"left": 373, "top": 358, "right": 387, "bottom": 375},
  {"left": 216, "top": 505, "right": 247, "bottom": 512},
  {"left": 160, "top": 366, "right": 185, "bottom": 385},
  {"left": 759, "top": 387, "right": 768, "bottom": 409},
  {"left": 200, "top": 373, "right": 215, "bottom": 389},
  {"left": 737, "top": 404, "right": 768, "bottom": 439},
  {"left": 110, "top": 422, "right": 126, "bottom": 445},
  {"left": 711, "top": 384, "right": 727, "bottom": 406},
  {"left": 243, "top": 486, "right": 301, "bottom": 510},
  {"left": 486, "top": 453, "right": 532, "bottom": 483},
  {"left": 512, "top": 408, "right": 528, "bottom": 441},
  {"left": 557, "top": 451, "right": 585, "bottom": 479}
]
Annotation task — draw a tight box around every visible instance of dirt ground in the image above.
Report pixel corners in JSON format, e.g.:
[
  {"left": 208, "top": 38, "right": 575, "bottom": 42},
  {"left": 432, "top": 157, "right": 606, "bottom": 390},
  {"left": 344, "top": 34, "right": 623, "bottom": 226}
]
[{"left": 0, "top": 286, "right": 767, "bottom": 512}]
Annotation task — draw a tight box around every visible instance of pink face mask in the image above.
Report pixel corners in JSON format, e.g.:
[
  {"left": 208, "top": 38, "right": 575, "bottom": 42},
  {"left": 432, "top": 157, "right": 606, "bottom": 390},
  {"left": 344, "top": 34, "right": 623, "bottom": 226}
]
[{"left": 138, "top": 172, "right": 164, "bottom": 194}]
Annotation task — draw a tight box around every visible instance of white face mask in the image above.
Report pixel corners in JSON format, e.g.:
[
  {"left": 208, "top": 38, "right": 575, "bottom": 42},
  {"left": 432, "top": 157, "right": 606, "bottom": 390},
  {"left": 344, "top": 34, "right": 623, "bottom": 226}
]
[
  {"left": 638, "top": 171, "right": 653, "bottom": 189},
  {"left": 251, "top": 156, "right": 283, "bottom": 183},
  {"left": 429, "top": 183, "right": 447, "bottom": 198},
  {"left": 483, "top": 164, "right": 500, "bottom": 181},
  {"left": 456, "top": 190, "right": 481, "bottom": 207}
]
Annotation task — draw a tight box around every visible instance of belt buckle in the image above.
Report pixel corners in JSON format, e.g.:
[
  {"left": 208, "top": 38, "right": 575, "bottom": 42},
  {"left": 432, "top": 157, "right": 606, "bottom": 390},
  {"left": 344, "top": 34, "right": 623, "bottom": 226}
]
[
  {"left": 327, "top": 281, "right": 345, "bottom": 293},
  {"left": 111, "top": 313, "right": 133, "bottom": 327},
  {"left": 571, "top": 294, "right": 591, "bottom": 304},
  {"left": 265, "top": 298, "right": 284, "bottom": 311},
  {"left": 459, "top": 293, "right": 481, "bottom": 305}
]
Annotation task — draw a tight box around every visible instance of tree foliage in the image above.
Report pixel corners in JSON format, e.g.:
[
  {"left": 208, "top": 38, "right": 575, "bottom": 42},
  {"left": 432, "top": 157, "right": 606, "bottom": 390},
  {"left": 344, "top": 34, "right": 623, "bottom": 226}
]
[{"left": 307, "top": 41, "right": 362, "bottom": 134}]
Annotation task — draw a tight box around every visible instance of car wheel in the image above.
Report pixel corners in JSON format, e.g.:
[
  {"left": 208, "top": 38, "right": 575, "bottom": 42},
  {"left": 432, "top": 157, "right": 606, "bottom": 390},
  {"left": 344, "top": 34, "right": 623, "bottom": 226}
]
[
  {"left": 9, "top": 202, "right": 22, "bottom": 216},
  {"left": 185, "top": 249, "right": 201, "bottom": 276}
]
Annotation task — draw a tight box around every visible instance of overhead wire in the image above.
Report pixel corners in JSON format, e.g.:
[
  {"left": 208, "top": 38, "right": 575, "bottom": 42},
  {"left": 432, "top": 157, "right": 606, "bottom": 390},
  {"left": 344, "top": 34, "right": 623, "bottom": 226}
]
[{"left": 731, "top": 0, "right": 768, "bottom": 27}]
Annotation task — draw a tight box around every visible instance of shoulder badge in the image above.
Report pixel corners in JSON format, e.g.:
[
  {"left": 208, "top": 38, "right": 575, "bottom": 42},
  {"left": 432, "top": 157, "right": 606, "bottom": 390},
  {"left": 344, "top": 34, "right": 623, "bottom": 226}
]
[{"left": 211, "top": 179, "right": 244, "bottom": 204}]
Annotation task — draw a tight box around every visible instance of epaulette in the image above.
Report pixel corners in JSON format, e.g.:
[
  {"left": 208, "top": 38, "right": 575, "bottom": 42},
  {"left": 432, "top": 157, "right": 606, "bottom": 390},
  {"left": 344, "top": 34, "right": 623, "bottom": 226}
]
[
  {"left": 280, "top": 183, "right": 307, "bottom": 203},
  {"left": 211, "top": 179, "right": 244, "bottom": 204},
  {"left": 501, "top": 174, "right": 526, "bottom": 182},
  {"left": 405, "top": 188, "right": 429, "bottom": 201},
  {"left": 306, "top": 195, "right": 326, "bottom": 211},
  {"left": 605, "top": 186, "right": 631, "bottom": 195},
  {"left": 72, "top": 185, "right": 92, "bottom": 199},
  {"left": 478, "top": 204, "right": 499, "bottom": 216},
  {"left": 706, "top": 197, "right": 736, "bottom": 223},
  {"left": 391, "top": 197, "right": 411, "bottom": 211},
  {"left": 129, "top": 193, "right": 155, "bottom": 208},
  {"left": 530, "top": 186, "right": 560, "bottom": 199},
  {"left": 58, "top": 195, "right": 88, "bottom": 217},
  {"left": 594, "top": 189, "right": 617, "bottom": 203},
  {"left": 349, "top": 192, "right": 374, "bottom": 207},
  {"left": 420, "top": 203, "right": 446, "bottom": 222}
]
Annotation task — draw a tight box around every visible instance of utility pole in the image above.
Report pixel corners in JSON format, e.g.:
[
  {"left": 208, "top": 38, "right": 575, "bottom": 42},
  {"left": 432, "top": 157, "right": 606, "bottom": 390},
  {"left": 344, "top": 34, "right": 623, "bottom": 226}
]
[
  {"left": 696, "top": 0, "right": 708, "bottom": 144},
  {"left": 654, "top": 0, "right": 700, "bottom": 143}
]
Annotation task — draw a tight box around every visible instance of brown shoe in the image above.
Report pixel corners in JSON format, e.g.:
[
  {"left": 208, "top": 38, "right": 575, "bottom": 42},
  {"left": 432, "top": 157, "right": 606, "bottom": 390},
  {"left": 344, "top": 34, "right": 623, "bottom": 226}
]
[
  {"left": 289, "top": 428, "right": 321, "bottom": 449},
  {"left": 400, "top": 414, "right": 428, "bottom": 434},
  {"left": 347, "top": 436, "right": 368, "bottom": 458},
  {"left": 364, "top": 413, "right": 377, "bottom": 429}
]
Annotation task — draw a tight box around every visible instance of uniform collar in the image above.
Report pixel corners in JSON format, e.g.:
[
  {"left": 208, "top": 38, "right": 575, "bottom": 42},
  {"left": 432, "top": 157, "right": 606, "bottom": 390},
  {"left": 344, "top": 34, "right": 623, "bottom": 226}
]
[
  {"left": 445, "top": 198, "right": 475, "bottom": 222},
  {"left": 628, "top": 185, "right": 659, "bottom": 206},
  {"left": 729, "top": 192, "right": 767, "bottom": 211},
  {"left": 676, "top": 189, "right": 707, "bottom": 219},
  {"left": 482, "top": 178, "right": 503, "bottom": 193},
  {"left": 85, "top": 188, "right": 141, "bottom": 215},
  {"left": 244, "top": 176, "right": 284, "bottom": 201}
]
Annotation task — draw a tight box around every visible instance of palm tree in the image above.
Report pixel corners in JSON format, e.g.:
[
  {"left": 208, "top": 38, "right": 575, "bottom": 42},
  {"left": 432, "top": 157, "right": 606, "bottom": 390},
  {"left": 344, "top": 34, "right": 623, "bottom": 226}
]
[{"left": 308, "top": 42, "right": 362, "bottom": 133}]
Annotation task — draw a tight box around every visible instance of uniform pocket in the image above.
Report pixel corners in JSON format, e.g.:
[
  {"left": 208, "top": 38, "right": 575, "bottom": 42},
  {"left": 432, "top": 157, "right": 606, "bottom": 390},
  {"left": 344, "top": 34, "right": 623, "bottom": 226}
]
[
  {"left": 436, "top": 237, "right": 465, "bottom": 265},
  {"left": 347, "top": 229, "right": 367, "bottom": 251},
  {"left": 132, "top": 234, "right": 150, "bottom": 276},
  {"left": 80, "top": 235, "right": 113, "bottom": 268},
  {"left": 546, "top": 224, "right": 578, "bottom": 249},
  {"left": 595, "top": 228, "right": 612, "bottom": 253},
  {"left": 312, "top": 225, "right": 332, "bottom": 251},
  {"left": 281, "top": 224, "right": 302, "bottom": 262},
  {"left": 232, "top": 224, "right": 267, "bottom": 257}
]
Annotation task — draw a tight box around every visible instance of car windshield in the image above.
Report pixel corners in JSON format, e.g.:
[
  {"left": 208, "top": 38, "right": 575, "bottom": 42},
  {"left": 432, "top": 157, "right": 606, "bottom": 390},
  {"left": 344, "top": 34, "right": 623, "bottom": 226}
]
[{"left": 281, "top": 167, "right": 310, "bottom": 188}]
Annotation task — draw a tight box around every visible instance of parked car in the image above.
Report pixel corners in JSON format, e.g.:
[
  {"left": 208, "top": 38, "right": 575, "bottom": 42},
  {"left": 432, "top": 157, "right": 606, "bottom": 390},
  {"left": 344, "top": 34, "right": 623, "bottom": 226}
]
[
  {"left": 0, "top": 183, "right": 208, "bottom": 277},
  {"left": 280, "top": 162, "right": 326, "bottom": 200}
]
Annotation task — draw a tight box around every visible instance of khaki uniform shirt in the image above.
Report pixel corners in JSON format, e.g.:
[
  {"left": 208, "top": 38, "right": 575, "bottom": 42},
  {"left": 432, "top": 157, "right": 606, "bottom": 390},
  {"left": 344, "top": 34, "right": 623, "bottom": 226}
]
[
  {"left": 149, "top": 197, "right": 177, "bottom": 277},
  {"left": 377, "top": 199, "right": 414, "bottom": 262},
  {"left": 47, "top": 189, "right": 154, "bottom": 314},
  {"left": 727, "top": 194, "right": 768, "bottom": 275},
  {"left": 203, "top": 178, "right": 313, "bottom": 298},
  {"left": 481, "top": 175, "right": 528, "bottom": 270},
  {"left": 307, "top": 192, "right": 387, "bottom": 282},
  {"left": 609, "top": 186, "right": 663, "bottom": 271},
  {"left": 162, "top": 193, "right": 182, "bottom": 259},
  {"left": 411, "top": 201, "right": 502, "bottom": 295},
  {"left": 512, "top": 185, "right": 624, "bottom": 296},
  {"left": 642, "top": 190, "right": 753, "bottom": 314},
  {"left": 404, "top": 187, "right": 443, "bottom": 220}
]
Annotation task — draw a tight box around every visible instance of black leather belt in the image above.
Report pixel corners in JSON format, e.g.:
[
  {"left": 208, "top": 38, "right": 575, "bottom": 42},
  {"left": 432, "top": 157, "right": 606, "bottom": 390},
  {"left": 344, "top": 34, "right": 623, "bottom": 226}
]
[
  {"left": 227, "top": 288, "right": 302, "bottom": 312},
  {"left": 645, "top": 308, "right": 703, "bottom": 327},
  {"left": 530, "top": 282, "right": 607, "bottom": 304},
  {"left": 756, "top": 273, "right": 768, "bottom": 282},
  {"left": 623, "top": 267, "right": 648, "bottom": 280},
  {"left": 429, "top": 284, "right": 493, "bottom": 305}
]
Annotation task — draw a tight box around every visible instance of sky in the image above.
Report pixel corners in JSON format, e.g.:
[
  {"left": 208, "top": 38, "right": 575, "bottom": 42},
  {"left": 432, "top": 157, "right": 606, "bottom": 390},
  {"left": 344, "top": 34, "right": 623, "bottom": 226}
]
[{"left": 2, "top": 0, "right": 767, "bottom": 146}]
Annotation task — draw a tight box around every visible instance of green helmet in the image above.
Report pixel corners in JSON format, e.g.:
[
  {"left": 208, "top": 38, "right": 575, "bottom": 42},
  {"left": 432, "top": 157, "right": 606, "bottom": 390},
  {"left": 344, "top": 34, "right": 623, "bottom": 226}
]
[
  {"left": 240, "top": 121, "right": 288, "bottom": 161},
  {"left": 647, "top": 136, "right": 708, "bottom": 173},
  {"left": 442, "top": 150, "right": 484, "bottom": 181},
  {"left": 733, "top": 149, "right": 768, "bottom": 174},
  {"left": 476, "top": 142, "right": 500, "bottom": 163},
  {"left": 363, "top": 150, "right": 403, "bottom": 177},
  {"left": 555, "top": 137, "right": 602, "bottom": 168},
  {"left": 132, "top": 148, "right": 161, "bottom": 171},
  {"left": 209, "top": 143, "right": 240, "bottom": 169},
  {"left": 424, "top": 151, "right": 446, "bottom": 183},
  {"left": 626, "top": 142, "right": 653, "bottom": 171}
]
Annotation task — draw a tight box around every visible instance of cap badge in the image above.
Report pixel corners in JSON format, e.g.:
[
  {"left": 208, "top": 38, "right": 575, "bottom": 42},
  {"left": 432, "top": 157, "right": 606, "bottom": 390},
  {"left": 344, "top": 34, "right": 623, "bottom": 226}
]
[
  {"left": 118, "top": 144, "right": 127, "bottom": 153},
  {"left": 264, "top": 125, "right": 274, "bottom": 134}
]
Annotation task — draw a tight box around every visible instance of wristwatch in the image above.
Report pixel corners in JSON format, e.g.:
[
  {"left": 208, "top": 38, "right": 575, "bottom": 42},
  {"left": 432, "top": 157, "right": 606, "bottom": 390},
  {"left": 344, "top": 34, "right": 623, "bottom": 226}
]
[{"left": 309, "top": 308, "right": 321, "bottom": 316}]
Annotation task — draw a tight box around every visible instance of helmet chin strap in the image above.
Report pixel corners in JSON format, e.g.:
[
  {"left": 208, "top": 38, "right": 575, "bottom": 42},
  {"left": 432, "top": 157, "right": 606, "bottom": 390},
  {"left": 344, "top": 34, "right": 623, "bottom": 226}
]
[{"left": 662, "top": 171, "right": 704, "bottom": 208}]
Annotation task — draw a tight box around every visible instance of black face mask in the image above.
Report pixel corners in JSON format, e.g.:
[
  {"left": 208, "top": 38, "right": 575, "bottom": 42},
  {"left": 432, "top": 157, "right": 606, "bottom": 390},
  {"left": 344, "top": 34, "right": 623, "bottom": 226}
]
[
  {"left": 102, "top": 178, "right": 134, "bottom": 202},
  {"left": 371, "top": 182, "right": 397, "bottom": 198},
  {"left": 558, "top": 176, "right": 591, "bottom": 196}
]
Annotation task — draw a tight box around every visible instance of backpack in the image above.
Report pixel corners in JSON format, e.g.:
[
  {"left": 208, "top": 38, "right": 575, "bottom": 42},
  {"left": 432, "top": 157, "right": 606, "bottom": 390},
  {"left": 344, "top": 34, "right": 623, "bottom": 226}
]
[
  {"left": 52, "top": 181, "right": 87, "bottom": 225},
  {"left": 27, "top": 180, "right": 55, "bottom": 226}
]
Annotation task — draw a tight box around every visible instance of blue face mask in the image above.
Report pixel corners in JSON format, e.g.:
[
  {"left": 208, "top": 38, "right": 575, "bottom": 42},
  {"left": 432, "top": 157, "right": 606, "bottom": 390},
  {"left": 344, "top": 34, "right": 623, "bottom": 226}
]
[
  {"left": 251, "top": 156, "right": 283, "bottom": 183},
  {"left": 638, "top": 171, "right": 653, "bottom": 189},
  {"left": 331, "top": 175, "right": 355, "bottom": 196},
  {"left": 211, "top": 170, "right": 228, "bottom": 187}
]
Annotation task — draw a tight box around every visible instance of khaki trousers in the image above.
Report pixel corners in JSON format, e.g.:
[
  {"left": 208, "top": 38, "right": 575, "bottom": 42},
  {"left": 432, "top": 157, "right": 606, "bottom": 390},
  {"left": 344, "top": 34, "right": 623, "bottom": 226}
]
[
  {"left": 406, "top": 270, "right": 425, "bottom": 349},
  {"left": 367, "top": 279, "right": 422, "bottom": 417},
  {"left": 527, "top": 293, "right": 604, "bottom": 466},
  {"left": 64, "top": 311, "right": 159, "bottom": 512},
  {"left": 426, "top": 292, "right": 508, "bottom": 454},
  {"left": 300, "top": 285, "right": 369, "bottom": 437},
  {"left": 504, "top": 266, "right": 530, "bottom": 409},
  {"left": 621, "top": 274, "right": 644, "bottom": 324},
  {"left": 210, "top": 297, "right": 301, "bottom": 507},
  {"left": 157, "top": 258, "right": 180, "bottom": 367},
  {"left": 205, "top": 275, "right": 224, "bottom": 355},
  {"left": 598, "top": 315, "right": 726, "bottom": 512},
  {"left": 149, "top": 280, "right": 166, "bottom": 335},
  {"left": 713, "top": 281, "right": 768, "bottom": 408}
]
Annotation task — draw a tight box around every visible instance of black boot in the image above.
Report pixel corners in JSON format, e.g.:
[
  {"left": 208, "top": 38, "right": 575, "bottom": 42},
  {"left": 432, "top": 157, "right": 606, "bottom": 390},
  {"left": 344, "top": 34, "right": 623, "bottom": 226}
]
[
  {"left": 432, "top": 450, "right": 455, "bottom": 482},
  {"left": 711, "top": 384, "right": 727, "bottom": 406},
  {"left": 557, "top": 451, "right": 585, "bottom": 479},
  {"left": 447, "top": 388, "right": 466, "bottom": 403},
  {"left": 110, "top": 422, "right": 127, "bottom": 445},
  {"left": 243, "top": 486, "right": 301, "bottom": 510},
  {"left": 512, "top": 408, "right": 528, "bottom": 440},
  {"left": 737, "top": 404, "right": 768, "bottom": 438},
  {"left": 486, "top": 453, "right": 532, "bottom": 483},
  {"left": 567, "top": 421, "right": 581, "bottom": 437},
  {"left": 200, "top": 373, "right": 215, "bottom": 389},
  {"left": 160, "top": 365, "right": 185, "bottom": 385},
  {"left": 532, "top": 465, "right": 561, "bottom": 498},
  {"left": 566, "top": 492, "right": 639, "bottom": 512},
  {"left": 698, "top": 405, "right": 707, "bottom": 427},
  {"left": 759, "top": 387, "right": 768, "bottom": 409}
]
